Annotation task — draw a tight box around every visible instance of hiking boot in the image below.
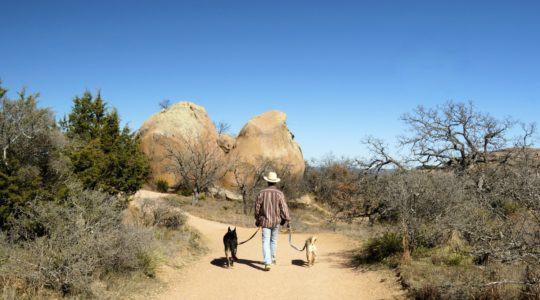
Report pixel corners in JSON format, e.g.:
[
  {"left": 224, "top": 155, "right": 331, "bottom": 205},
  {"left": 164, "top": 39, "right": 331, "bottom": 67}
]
[{"left": 264, "top": 264, "right": 271, "bottom": 271}]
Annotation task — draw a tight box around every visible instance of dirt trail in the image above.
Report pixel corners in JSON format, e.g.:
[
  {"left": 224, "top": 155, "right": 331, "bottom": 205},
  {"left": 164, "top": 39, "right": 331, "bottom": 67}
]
[{"left": 138, "top": 191, "right": 405, "bottom": 300}]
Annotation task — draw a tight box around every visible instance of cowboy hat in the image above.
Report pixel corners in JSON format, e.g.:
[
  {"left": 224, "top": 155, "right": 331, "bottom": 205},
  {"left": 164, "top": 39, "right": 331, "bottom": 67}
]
[{"left": 263, "top": 171, "right": 281, "bottom": 183}]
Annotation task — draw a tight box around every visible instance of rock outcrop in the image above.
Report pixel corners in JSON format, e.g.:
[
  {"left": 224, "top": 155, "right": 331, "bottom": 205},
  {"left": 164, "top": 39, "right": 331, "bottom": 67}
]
[
  {"left": 218, "top": 134, "right": 235, "bottom": 154},
  {"left": 223, "top": 110, "right": 304, "bottom": 187},
  {"left": 139, "top": 102, "right": 305, "bottom": 190},
  {"left": 138, "top": 102, "right": 221, "bottom": 185}
]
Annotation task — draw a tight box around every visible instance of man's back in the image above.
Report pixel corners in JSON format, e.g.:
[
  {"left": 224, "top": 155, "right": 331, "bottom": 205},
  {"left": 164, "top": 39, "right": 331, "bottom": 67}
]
[{"left": 254, "top": 186, "right": 290, "bottom": 228}]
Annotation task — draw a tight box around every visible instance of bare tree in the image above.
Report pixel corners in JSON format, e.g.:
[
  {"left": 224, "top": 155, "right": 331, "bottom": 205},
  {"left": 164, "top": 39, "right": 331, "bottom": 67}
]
[
  {"left": 215, "top": 121, "right": 231, "bottom": 135},
  {"left": 380, "top": 172, "right": 465, "bottom": 264},
  {"left": 159, "top": 134, "right": 225, "bottom": 198},
  {"left": 232, "top": 157, "right": 273, "bottom": 215},
  {"left": 454, "top": 145, "right": 540, "bottom": 265},
  {"left": 516, "top": 122, "right": 538, "bottom": 149},
  {"left": 159, "top": 99, "right": 171, "bottom": 110},
  {"left": 303, "top": 156, "right": 366, "bottom": 222},
  {"left": 231, "top": 157, "right": 300, "bottom": 215},
  {"left": 400, "top": 101, "right": 515, "bottom": 170},
  {"left": 353, "top": 101, "right": 540, "bottom": 295},
  {"left": 359, "top": 136, "right": 405, "bottom": 172}
]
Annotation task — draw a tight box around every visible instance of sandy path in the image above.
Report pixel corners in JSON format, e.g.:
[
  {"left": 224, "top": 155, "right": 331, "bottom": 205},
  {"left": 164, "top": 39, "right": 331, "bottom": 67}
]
[{"left": 135, "top": 191, "right": 405, "bottom": 300}]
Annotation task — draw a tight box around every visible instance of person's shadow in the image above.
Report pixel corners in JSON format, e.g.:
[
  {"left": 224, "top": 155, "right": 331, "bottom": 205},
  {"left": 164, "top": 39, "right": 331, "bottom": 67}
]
[{"left": 211, "top": 257, "right": 266, "bottom": 271}]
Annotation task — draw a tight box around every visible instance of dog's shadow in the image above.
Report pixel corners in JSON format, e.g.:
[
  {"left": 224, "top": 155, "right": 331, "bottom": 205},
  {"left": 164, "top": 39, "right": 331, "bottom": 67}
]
[
  {"left": 291, "top": 259, "right": 308, "bottom": 267},
  {"left": 210, "top": 257, "right": 266, "bottom": 271}
]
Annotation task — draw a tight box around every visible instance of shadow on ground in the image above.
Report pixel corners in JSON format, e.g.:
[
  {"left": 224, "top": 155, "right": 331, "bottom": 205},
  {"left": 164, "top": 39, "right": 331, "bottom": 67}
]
[
  {"left": 211, "top": 257, "right": 266, "bottom": 271},
  {"left": 292, "top": 259, "right": 307, "bottom": 267},
  {"left": 325, "top": 250, "right": 358, "bottom": 269}
]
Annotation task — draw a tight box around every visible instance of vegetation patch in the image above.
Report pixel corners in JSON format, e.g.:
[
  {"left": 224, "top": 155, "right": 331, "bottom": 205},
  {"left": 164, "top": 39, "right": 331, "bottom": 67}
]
[
  {"left": 353, "top": 232, "right": 403, "bottom": 266},
  {"left": 156, "top": 179, "right": 169, "bottom": 193}
]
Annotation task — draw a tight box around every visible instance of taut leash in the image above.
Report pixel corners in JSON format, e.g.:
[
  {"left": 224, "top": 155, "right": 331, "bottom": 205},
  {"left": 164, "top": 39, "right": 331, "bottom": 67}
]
[
  {"left": 238, "top": 227, "right": 260, "bottom": 245},
  {"left": 287, "top": 224, "right": 306, "bottom": 252}
]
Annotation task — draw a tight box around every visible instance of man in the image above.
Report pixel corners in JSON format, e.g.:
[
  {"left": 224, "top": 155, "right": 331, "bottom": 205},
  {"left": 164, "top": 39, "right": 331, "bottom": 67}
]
[{"left": 254, "top": 171, "right": 290, "bottom": 271}]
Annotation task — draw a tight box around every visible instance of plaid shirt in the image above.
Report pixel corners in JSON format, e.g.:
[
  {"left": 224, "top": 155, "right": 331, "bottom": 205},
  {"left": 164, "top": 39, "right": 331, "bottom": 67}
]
[{"left": 254, "top": 186, "right": 290, "bottom": 228}]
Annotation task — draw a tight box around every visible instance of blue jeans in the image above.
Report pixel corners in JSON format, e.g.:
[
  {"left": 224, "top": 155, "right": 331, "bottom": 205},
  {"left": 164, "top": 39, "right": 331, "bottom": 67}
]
[{"left": 261, "top": 226, "right": 279, "bottom": 265}]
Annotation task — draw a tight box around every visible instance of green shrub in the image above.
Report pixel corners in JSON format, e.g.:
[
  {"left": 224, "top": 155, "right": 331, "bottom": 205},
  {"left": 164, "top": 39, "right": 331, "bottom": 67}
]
[
  {"left": 137, "top": 251, "right": 161, "bottom": 278},
  {"left": 490, "top": 198, "right": 519, "bottom": 216},
  {"left": 431, "top": 247, "right": 472, "bottom": 266},
  {"left": 412, "top": 246, "right": 433, "bottom": 258},
  {"left": 501, "top": 200, "right": 519, "bottom": 216},
  {"left": 178, "top": 186, "right": 192, "bottom": 197},
  {"left": 355, "top": 232, "right": 403, "bottom": 265},
  {"left": 156, "top": 179, "right": 169, "bottom": 193},
  {"left": 444, "top": 253, "right": 471, "bottom": 266}
]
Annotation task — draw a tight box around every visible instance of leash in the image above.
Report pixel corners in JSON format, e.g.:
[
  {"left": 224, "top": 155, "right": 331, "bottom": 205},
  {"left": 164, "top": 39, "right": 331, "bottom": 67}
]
[
  {"left": 287, "top": 224, "right": 306, "bottom": 252},
  {"left": 238, "top": 227, "right": 260, "bottom": 245},
  {"left": 237, "top": 224, "right": 305, "bottom": 251}
]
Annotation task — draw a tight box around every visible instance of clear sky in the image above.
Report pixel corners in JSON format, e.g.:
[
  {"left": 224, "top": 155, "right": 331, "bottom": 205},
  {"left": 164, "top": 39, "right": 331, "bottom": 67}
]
[{"left": 1, "top": 0, "right": 539, "bottom": 160}]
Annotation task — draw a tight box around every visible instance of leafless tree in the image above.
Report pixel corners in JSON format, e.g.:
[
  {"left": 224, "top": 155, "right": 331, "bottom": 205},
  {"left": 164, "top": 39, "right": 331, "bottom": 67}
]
[
  {"left": 380, "top": 172, "right": 465, "bottom": 264},
  {"left": 159, "top": 133, "right": 226, "bottom": 196},
  {"left": 517, "top": 122, "right": 538, "bottom": 149},
  {"left": 303, "top": 156, "right": 366, "bottom": 222},
  {"left": 400, "top": 101, "right": 515, "bottom": 170},
  {"left": 215, "top": 121, "right": 231, "bottom": 135},
  {"left": 359, "top": 136, "right": 406, "bottom": 172},
  {"left": 159, "top": 99, "right": 171, "bottom": 110},
  {"left": 232, "top": 157, "right": 274, "bottom": 215},
  {"left": 453, "top": 145, "right": 540, "bottom": 265},
  {"left": 231, "top": 157, "right": 300, "bottom": 215},
  {"left": 353, "top": 101, "right": 540, "bottom": 294}
]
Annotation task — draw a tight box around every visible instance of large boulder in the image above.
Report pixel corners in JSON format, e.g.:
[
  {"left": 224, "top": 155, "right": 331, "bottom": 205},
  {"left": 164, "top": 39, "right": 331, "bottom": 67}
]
[
  {"left": 138, "top": 102, "right": 221, "bottom": 185},
  {"left": 218, "top": 134, "right": 236, "bottom": 154},
  {"left": 224, "top": 110, "right": 305, "bottom": 187}
]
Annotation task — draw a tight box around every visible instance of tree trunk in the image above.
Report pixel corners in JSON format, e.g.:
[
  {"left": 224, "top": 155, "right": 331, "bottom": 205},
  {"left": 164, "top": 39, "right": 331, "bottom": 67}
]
[
  {"left": 401, "top": 220, "right": 411, "bottom": 265},
  {"left": 242, "top": 190, "right": 248, "bottom": 215},
  {"left": 192, "top": 188, "right": 199, "bottom": 206},
  {"left": 3, "top": 146, "right": 7, "bottom": 165}
]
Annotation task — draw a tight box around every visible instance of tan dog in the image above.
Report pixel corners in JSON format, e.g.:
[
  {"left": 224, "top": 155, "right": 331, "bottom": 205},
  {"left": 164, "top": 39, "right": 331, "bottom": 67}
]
[{"left": 305, "top": 236, "right": 317, "bottom": 267}]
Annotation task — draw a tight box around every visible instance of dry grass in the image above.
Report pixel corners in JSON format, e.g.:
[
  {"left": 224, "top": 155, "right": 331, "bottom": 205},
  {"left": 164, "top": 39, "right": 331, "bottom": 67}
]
[
  {"left": 161, "top": 193, "right": 353, "bottom": 235},
  {"left": 95, "top": 225, "right": 207, "bottom": 300},
  {"left": 399, "top": 257, "right": 531, "bottom": 299}
]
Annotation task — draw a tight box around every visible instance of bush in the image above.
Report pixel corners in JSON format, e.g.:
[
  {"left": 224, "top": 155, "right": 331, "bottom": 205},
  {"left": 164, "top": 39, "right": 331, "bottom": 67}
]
[
  {"left": 140, "top": 198, "right": 187, "bottom": 230},
  {"left": 136, "top": 251, "right": 161, "bottom": 278},
  {"left": 410, "top": 284, "right": 444, "bottom": 300},
  {"left": 178, "top": 186, "right": 192, "bottom": 197},
  {"left": 0, "top": 189, "right": 155, "bottom": 297},
  {"left": 431, "top": 251, "right": 472, "bottom": 266},
  {"left": 155, "top": 207, "right": 186, "bottom": 230},
  {"left": 355, "top": 232, "right": 403, "bottom": 265},
  {"left": 490, "top": 198, "right": 519, "bottom": 216},
  {"left": 156, "top": 179, "right": 169, "bottom": 193}
]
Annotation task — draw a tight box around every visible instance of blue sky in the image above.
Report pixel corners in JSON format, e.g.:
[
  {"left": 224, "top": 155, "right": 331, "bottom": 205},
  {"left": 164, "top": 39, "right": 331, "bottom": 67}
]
[{"left": 1, "top": 0, "right": 539, "bottom": 160}]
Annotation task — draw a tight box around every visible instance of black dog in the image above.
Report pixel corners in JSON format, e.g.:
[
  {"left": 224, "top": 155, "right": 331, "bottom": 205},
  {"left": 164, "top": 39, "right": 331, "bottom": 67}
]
[{"left": 223, "top": 227, "right": 238, "bottom": 268}]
